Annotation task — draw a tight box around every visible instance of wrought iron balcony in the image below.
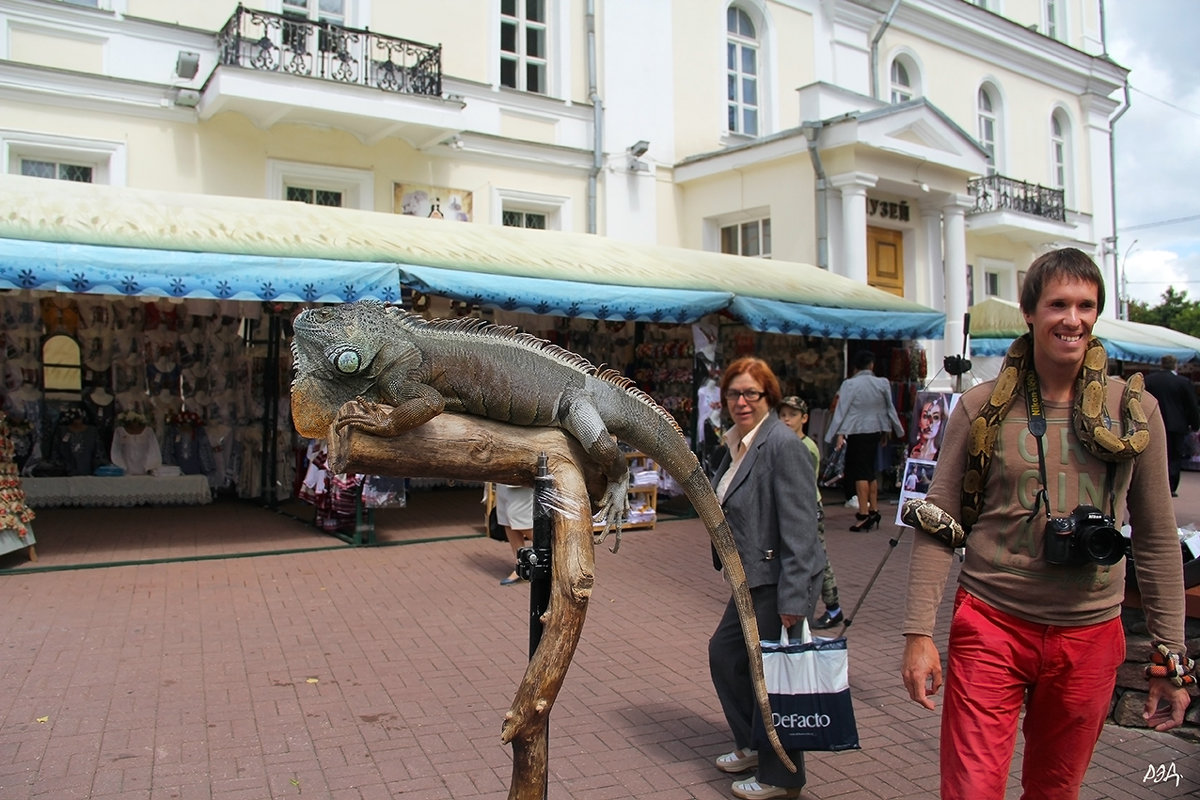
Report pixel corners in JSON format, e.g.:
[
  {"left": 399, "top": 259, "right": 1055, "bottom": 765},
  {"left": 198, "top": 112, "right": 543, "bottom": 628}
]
[
  {"left": 967, "top": 174, "right": 1066, "bottom": 223},
  {"left": 217, "top": 4, "right": 441, "bottom": 97}
]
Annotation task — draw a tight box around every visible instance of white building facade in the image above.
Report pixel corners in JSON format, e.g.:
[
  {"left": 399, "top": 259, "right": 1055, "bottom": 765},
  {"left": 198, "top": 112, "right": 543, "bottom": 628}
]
[{"left": 0, "top": 0, "right": 1129, "bottom": 365}]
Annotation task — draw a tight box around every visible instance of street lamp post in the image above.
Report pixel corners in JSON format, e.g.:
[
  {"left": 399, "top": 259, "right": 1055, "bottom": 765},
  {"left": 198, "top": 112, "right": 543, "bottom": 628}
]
[{"left": 1119, "top": 238, "right": 1139, "bottom": 320}]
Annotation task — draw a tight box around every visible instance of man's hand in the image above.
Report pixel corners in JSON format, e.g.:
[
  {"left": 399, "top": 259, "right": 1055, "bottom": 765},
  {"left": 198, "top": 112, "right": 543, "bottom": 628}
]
[
  {"left": 901, "top": 634, "right": 942, "bottom": 710},
  {"left": 1144, "top": 677, "right": 1190, "bottom": 731}
]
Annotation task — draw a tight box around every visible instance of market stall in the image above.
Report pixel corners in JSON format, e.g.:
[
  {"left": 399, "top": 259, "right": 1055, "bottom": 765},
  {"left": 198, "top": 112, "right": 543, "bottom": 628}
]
[{"left": 0, "top": 175, "right": 944, "bottom": 539}]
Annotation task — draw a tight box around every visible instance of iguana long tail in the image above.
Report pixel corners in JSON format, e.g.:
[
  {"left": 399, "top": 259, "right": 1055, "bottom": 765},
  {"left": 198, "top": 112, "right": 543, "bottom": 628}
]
[{"left": 672, "top": 462, "right": 795, "bottom": 773}]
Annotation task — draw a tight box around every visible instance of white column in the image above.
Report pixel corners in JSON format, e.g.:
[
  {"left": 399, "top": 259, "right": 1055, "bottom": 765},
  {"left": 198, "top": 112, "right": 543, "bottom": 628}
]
[
  {"left": 920, "top": 203, "right": 945, "bottom": 307},
  {"left": 829, "top": 172, "right": 877, "bottom": 283},
  {"left": 919, "top": 203, "right": 947, "bottom": 385},
  {"left": 942, "top": 194, "right": 972, "bottom": 358}
]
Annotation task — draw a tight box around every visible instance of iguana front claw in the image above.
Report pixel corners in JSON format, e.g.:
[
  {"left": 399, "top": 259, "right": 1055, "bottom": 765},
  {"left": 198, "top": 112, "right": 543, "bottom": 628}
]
[
  {"left": 592, "top": 474, "right": 631, "bottom": 553},
  {"left": 333, "top": 395, "right": 441, "bottom": 438},
  {"left": 332, "top": 397, "right": 390, "bottom": 435}
]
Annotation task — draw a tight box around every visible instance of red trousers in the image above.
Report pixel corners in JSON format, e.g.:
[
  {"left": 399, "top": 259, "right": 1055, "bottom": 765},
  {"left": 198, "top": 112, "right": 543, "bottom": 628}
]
[{"left": 941, "top": 589, "right": 1124, "bottom": 800}]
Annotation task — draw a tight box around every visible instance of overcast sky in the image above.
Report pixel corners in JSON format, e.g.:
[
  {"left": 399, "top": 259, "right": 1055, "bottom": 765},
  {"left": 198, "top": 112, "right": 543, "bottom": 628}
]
[{"left": 1104, "top": 1, "right": 1200, "bottom": 309}]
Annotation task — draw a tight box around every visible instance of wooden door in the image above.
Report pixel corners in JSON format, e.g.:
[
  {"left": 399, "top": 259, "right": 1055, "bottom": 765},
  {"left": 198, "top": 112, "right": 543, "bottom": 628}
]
[{"left": 868, "top": 226, "right": 904, "bottom": 297}]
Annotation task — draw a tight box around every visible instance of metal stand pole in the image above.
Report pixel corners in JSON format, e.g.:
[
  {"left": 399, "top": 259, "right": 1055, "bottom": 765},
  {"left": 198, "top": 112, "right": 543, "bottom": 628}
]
[
  {"left": 516, "top": 453, "right": 554, "bottom": 799},
  {"left": 841, "top": 526, "right": 905, "bottom": 632}
]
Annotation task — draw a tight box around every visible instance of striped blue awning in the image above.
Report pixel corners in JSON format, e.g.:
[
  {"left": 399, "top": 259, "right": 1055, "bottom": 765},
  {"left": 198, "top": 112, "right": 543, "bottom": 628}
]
[
  {"left": 729, "top": 296, "right": 946, "bottom": 340},
  {"left": 971, "top": 336, "right": 1195, "bottom": 364},
  {"left": 0, "top": 238, "right": 402, "bottom": 303},
  {"left": 396, "top": 262, "right": 733, "bottom": 323},
  {"left": 0, "top": 236, "right": 947, "bottom": 340}
]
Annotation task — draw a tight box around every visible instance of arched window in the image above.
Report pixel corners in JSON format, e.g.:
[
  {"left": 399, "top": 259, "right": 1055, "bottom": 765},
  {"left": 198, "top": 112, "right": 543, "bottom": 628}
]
[
  {"left": 726, "top": 6, "right": 759, "bottom": 136},
  {"left": 42, "top": 334, "right": 82, "bottom": 397},
  {"left": 890, "top": 58, "right": 913, "bottom": 103},
  {"left": 977, "top": 84, "right": 1000, "bottom": 175},
  {"left": 1044, "top": 0, "right": 1064, "bottom": 41},
  {"left": 1050, "top": 108, "right": 1072, "bottom": 204}
]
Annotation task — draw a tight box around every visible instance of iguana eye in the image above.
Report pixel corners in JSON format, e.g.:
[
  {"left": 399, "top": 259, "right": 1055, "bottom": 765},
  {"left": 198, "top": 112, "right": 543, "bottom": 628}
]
[{"left": 329, "top": 347, "right": 361, "bottom": 374}]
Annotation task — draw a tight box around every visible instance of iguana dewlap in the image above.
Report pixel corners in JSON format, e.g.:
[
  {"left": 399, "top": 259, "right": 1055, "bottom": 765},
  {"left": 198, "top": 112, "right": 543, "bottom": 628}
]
[{"left": 289, "top": 300, "right": 796, "bottom": 771}]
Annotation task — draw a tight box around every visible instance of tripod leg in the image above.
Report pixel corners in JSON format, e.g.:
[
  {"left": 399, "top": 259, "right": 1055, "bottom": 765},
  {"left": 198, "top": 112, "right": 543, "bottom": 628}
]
[{"left": 841, "top": 527, "right": 906, "bottom": 631}]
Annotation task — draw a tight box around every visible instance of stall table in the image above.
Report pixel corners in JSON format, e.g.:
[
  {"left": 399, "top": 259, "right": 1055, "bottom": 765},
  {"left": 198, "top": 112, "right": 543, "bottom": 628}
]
[{"left": 21, "top": 475, "right": 212, "bottom": 508}]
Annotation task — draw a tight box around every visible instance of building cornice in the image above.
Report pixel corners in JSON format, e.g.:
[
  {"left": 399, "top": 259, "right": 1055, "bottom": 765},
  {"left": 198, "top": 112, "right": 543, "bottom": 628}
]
[
  {"left": 844, "top": 0, "right": 1128, "bottom": 98},
  {"left": 0, "top": 59, "right": 193, "bottom": 122}
]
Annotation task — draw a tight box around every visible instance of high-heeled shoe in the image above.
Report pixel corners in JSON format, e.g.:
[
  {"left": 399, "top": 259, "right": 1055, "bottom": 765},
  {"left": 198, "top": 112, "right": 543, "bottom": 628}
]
[{"left": 850, "top": 510, "right": 881, "bottom": 532}]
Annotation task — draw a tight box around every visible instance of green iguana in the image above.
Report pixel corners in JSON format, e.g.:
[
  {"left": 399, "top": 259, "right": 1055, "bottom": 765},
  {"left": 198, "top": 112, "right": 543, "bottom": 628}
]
[{"left": 289, "top": 300, "right": 795, "bottom": 772}]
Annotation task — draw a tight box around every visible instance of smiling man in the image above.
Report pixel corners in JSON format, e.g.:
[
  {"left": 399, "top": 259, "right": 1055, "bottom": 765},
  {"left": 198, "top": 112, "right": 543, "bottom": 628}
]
[{"left": 900, "top": 248, "right": 1194, "bottom": 800}]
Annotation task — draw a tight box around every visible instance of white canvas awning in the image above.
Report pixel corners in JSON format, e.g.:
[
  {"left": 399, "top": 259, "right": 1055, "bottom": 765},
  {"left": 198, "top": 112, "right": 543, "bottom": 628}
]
[
  {"left": 0, "top": 175, "right": 944, "bottom": 339},
  {"left": 968, "top": 297, "right": 1200, "bottom": 363}
]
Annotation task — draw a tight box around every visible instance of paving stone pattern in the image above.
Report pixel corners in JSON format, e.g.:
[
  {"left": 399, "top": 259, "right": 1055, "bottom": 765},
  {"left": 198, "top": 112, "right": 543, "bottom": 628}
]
[{"left": 1, "top": 476, "right": 1198, "bottom": 799}]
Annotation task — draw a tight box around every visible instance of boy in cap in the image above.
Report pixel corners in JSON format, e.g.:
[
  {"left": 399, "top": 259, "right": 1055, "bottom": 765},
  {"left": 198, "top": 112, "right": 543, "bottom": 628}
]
[{"left": 778, "top": 396, "right": 843, "bottom": 629}]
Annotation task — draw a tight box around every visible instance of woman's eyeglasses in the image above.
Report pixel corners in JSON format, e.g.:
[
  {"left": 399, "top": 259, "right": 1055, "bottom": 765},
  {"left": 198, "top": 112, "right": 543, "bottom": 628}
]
[{"left": 724, "top": 389, "right": 765, "bottom": 402}]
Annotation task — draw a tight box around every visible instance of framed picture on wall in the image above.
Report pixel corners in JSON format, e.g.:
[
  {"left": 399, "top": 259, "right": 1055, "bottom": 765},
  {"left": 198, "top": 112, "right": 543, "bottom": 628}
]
[{"left": 393, "top": 183, "right": 473, "bottom": 221}]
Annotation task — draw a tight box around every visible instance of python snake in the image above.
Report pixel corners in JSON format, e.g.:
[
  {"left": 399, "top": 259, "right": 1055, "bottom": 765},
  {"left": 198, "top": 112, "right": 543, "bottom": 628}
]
[{"left": 902, "top": 334, "right": 1149, "bottom": 547}]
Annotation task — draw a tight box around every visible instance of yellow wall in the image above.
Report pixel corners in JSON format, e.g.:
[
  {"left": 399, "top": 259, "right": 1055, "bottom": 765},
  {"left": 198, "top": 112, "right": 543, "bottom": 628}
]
[
  {"left": 10, "top": 26, "right": 103, "bottom": 73},
  {"left": 670, "top": 1, "right": 816, "bottom": 159},
  {"left": 677, "top": 155, "right": 816, "bottom": 264},
  {"left": 884, "top": 29, "right": 1094, "bottom": 213}
]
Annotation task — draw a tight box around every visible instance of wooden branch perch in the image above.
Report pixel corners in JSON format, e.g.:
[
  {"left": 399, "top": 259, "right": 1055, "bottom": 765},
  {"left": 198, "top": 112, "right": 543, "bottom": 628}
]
[{"left": 327, "top": 411, "right": 605, "bottom": 800}]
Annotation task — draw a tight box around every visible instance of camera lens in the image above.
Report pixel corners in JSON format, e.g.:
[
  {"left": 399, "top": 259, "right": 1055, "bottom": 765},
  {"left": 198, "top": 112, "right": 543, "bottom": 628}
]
[{"left": 1081, "top": 525, "right": 1125, "bottom": 566}]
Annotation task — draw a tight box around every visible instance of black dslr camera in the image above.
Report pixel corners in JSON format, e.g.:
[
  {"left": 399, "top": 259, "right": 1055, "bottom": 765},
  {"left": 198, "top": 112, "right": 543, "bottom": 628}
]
[{"left": 1043, "top": 505, "right": 1126, "bottom": 567}]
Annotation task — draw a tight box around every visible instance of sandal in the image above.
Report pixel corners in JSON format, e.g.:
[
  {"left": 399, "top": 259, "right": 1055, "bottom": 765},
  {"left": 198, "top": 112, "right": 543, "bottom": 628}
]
[
  {"left": 714, "top": 747, "right": 758, "bottom": 773},
  {"left": 731, "top": 778, "right": 801, "bottom": 799}
]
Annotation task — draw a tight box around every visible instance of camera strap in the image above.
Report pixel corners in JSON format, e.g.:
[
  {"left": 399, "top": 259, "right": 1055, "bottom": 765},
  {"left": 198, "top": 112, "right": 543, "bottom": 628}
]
[
  {"left": 1024, "top": 370, "right": 1118, "bottom": 522},
  {"left": 1024, "top": 370, "right": 1052, "bottom": 525}
]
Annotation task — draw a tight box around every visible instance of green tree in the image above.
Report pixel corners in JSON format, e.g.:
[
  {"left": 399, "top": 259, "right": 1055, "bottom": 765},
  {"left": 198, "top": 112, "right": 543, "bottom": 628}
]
[{"left": 1128, "top": 287, "right": 1200, "bottom": 339}]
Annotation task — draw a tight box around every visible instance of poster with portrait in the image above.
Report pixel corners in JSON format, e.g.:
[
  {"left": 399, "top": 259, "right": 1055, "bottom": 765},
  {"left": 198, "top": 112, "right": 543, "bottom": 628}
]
[
  {"left": 907, "top": 391, "right": 954, "bottom": 461},
  {"left": 393, "top": 183, "right": 473, "bottom": 221},
  {"left": 896, "top": 391, "right": 959, "bottom": 528}
]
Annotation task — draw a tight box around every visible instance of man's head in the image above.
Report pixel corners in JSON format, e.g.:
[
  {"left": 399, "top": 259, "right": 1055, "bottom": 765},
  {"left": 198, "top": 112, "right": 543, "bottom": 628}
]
[
  {"left": 1019, "top": 247, "right": 1105, "bottom": 317},
  {"left": 1020, "top": 248, "right": 1102, "bottom": 375},
  {"left": 853, "top": 349, "right": 875, "bottom": 372},
  {"left": 1162, "top": 354, "right": 1178, "bottom": 371}
]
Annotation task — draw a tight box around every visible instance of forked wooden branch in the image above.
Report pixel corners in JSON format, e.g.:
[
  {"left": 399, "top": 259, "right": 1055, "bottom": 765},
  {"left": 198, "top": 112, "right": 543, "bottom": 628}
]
[{"left": 327, "top": 411, "right": 605, "bottom": 800}]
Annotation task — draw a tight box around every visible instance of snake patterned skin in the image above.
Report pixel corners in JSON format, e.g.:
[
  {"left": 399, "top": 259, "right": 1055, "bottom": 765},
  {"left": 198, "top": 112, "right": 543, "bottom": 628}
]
[{"left": 904, "top": 333, "right": 1148, "bottom": 546}]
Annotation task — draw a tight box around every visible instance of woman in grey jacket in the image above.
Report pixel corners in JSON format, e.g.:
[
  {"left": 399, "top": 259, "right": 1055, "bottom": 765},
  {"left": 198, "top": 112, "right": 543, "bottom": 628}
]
[
  {"left": 708, "top": 357, "right": 824, "bottom": 800},
  {"left": 825, "top": 350, "right": 905, "bottom": 531}
]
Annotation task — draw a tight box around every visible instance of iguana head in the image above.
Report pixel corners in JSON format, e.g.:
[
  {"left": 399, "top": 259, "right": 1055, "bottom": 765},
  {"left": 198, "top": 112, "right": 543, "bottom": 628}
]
[{"left": 290, "top": 300, "right": 390, "bottom": 438}]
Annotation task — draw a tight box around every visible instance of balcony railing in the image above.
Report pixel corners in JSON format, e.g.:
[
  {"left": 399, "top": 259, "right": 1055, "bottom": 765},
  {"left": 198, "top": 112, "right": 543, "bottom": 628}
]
[
  {"left": 217, "top": 5, "right": 442, "bottom": 97},
  {"left": 967, "top": 174, "right": 1066, "bottom": 223}
]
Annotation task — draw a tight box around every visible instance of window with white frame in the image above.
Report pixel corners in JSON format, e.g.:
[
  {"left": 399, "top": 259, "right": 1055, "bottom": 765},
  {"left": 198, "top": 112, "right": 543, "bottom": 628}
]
[
  {"left": 720, "top": 218, "right": 771, "bottom": 258},
  {"left": 1043, "top": 0, "right": 1063, "bottom": 41},
  {"left": 494, "top": 188, "right": 567, "bottom": 231},
  {"left": 1050, "top": 112, "right": 1066, "bottom": 190},
  {"left": 286, "top": 186, "right": 343, "bottom": 206},
  {"left": 4, "top": 132, "right": 125, "bottom": 185},
  {"left": 890, "top": 58, "right": 913, "bottom": 103},
  {"left": 977, "top": 84, "right": 999, "bottom": 175},
  {"left": 984, "top": 270, "right": 1000, "bottom": 297},
  {"left": 267, "top": 160, "right": 373, "bottom": 210},
  {"left": 281, "top": 0, "right": 346, "bottom": 24},
  {"left": 502, "top": 210, "right": 546, "bottom": 229},
  {"left": 20, "top": 158, "right": 93, "bottom": 182},
  {"left": 500, "top": 0, "right": 548, "bottom": 94},
  {"left": 978, "top": 258, "right": 1016, "bottom": 302},
  {"left": 280, "top": 0, "right": 347, "bottom": 57},
  {"left": 726, "top": 6, "right": 759, "bottom": 137}
]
